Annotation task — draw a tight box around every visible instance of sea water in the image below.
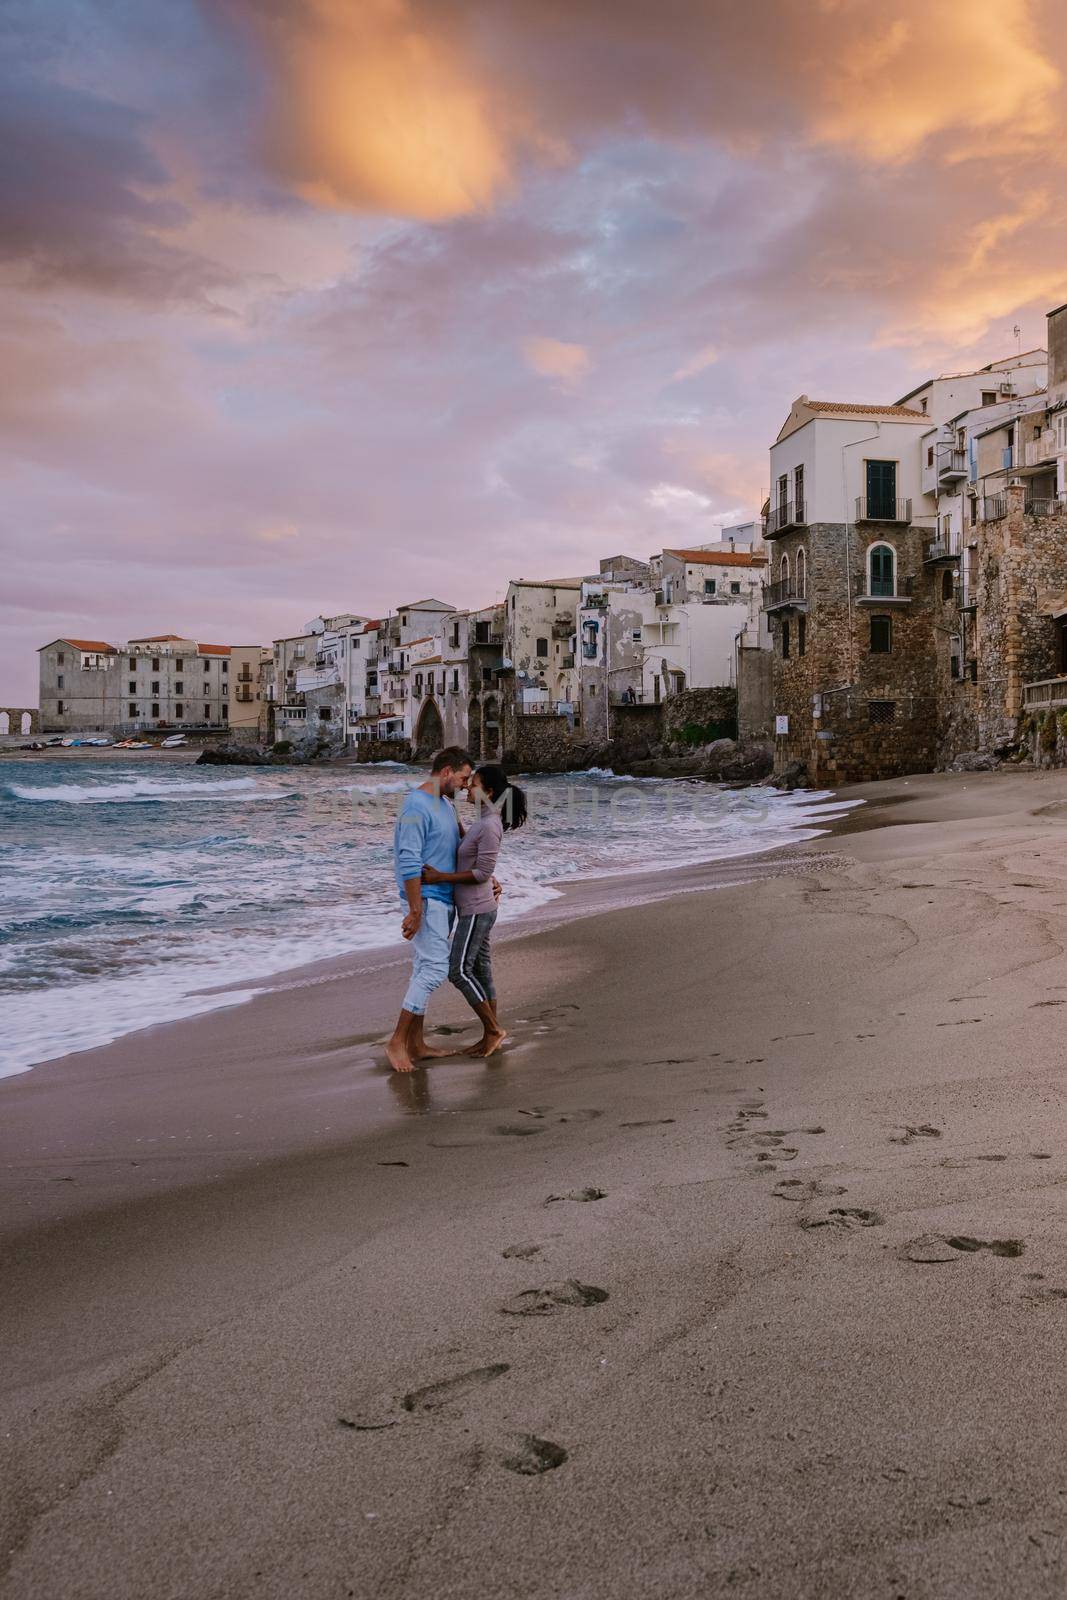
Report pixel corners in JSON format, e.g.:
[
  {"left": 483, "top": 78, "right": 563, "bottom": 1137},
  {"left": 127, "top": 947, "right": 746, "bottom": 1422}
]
[{"left": 0, "top": 758, "right": 860, "bottom": 1076}]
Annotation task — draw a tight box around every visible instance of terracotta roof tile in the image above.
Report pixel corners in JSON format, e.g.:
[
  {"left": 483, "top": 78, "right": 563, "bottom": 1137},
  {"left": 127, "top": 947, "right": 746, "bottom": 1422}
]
[
  {"left": 665, "top": 548, "right": 767, "bottom": 567},
  {"left": 49, "top": 638, "right": 116, "bottom": 653},
  {"left": 806, "top": 400, "right": 928, "bottom": 421},
  {"left": 197, "top": 643, "right": 231, "bottom": 656}
]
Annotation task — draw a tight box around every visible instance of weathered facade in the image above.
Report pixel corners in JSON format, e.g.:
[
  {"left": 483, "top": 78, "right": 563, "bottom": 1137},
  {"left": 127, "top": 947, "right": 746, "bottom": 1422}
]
[{"left": 37, "top": 633, "right": 241, "bottom": 735}]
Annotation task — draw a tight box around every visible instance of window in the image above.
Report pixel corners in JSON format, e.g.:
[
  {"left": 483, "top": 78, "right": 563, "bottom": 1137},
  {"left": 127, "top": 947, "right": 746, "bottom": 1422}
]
[
  {"left": 222, "top": 704, "right": 228, "bottom": 719},
  {"left": 57, "top": 674, "right": 64, "bottom": 689},
  {"left": 779, "top": 553, "right": 790, "bottom": 587},
  {"left": 175, "top": 703, "right": 183, "bottom": 718},
  {"left": 798, "top": 614, "right": 807, "bottom": 656},
  {"left": 942, "top": 570, "right": 954, "bottom": 602},
  {"left": 57, "top": 652, "right": 65, "bottom": 665},
  {"left": 203, "top": 704, "right": 210, "bottom": 719},
  {"left": 868, "top": 699, "right": 896, "bottom": 724},
  {"left": 452, "top": 669, "right": 460, "bottom": 692},
  {"left": 536, "top": 637, "right": 549, "bottom": 657},
  {"left": 221, "top": 661, "right": 228, "bottom": 674},
  {"left": 511, "top": 595, "right": 516, "bottom": 611},
  {"left": 981, "top": 390, "right": 996, "bottom": 406},
  {"left": 400, "top": 614, "right": 408, "bottom": 627},
  {"left": 730, "top": 581, "right": 741, "bottom": 594},
  {"left": 589, "top": 683, "right": 597, "bottom": 696},
  {"left": 920, "top": 398, "right": 928, "bottom": 414},
  {"left": 152, "top": 658, "right": 160, "bottom": 671},
  {"left": 868, "top": 544, "right": 896, "bottom": 597},
  {"left": 129, "top": 680, "right": 136, "bottom": 693},
  {"left": 128, "top": 658, "right": 136, "bottom": 670},
  {"left": 353, "top": 637, "right": 361, "bottom": 650},
  {"left": 796, "top": 548, "right": 806, "bottom": 599},
  {"left": 781, "top": 619, "right": 790, "bottom": 659},
  {"left": 175, "top": 681, "right": 183, "bottom": 694},
  {"left": 927, "top": 446, "right": 934, "bottom": 468},
  {"left": 777, "top": 473, "right": 788, "bottom": 510},
  {"left": 151, "top": 680, "right": 160, "bottom": 694},
  {"left": 57, "top": 699, "right": 65, "bottom": 714},
  {"left": 632, "top": 630, "right": 642, "bottom": 642},
  {"left": 204, "top": 660, "right": 210, "bottom": 673},
  {"left": 450, "top": 625, "right": 460, "bottom": 649},
  {"left": 175, "top": 658, "right": 183, "bottom": 671},
  {"left": 151, "top": 703, "right": 160, "bottom": 719},
  {"left": 870, "top": 615, "right": 892, "bottom": 653},
  {"left": 129, "top": 703, "right": 137, "bottom": 718},
  {"left": 794, "top": 463, "right": 804, "bottom": 520},
  {"left": 705, "top": 578, "right": 717, "bottom": 595}
]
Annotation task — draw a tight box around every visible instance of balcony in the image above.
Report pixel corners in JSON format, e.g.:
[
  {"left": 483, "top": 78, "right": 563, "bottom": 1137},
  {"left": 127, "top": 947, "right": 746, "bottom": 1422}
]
[
  {"left": 1026, "top": 497, "right": 1063, "bottom": 517},
  {"left": 936, "top": 446, "right": 968, "bottom": 483},
  {"left": 763, "top": 578, "right": 807, "bottom": 612},
  {"left": 981, "top": 494, "right": 1007, "bottom": 522},
  {"left": 561, "top": 652, "right": 575, "bottom": 668},
  {"left": 294, "top": 663, "right": 341, "bottom": 693},
  {"left": 1024, "top": 677, "right": 1067, "bottom": 710},
  {"left": 924, "top": 536, "right": 960, "bottom": 566},
  {"left": 765, "top": 499, "right": 806, "bottom": 537},
  {"left": 854, "top": 497, "right": 912, "bottom": 524},
  {"left": 954, "top": 582, "right": 977, "bottom": 614},
  {"left": 856, "top": 574, "right": 914, "bottom": 606},
  {"left": 552, "top": 620, "right": 574, "bottom": 640},
  {"left": 1022, "top": 433, "right": 1057, "bottom": 470}
]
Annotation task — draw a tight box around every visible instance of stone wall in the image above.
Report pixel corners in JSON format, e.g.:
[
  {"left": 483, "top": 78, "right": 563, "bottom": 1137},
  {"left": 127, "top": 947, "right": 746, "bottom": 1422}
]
[
  {"left": 737, "top": 649, "right": 773, "bottom": 741},
  {"left": 607, "top": 702, "right": 663, "bottom": 760},
  {"left": 347, "top": 738, "right": 414, "bottom": 764},
  {"left": 662, "top": 686, "right": 738, "bottom": 741},
  {"left": 0, "top": 707, "right": 40, "bottom": 739},
  {"left": 506, "top": 712, "right": 576, "bottom": 771}
]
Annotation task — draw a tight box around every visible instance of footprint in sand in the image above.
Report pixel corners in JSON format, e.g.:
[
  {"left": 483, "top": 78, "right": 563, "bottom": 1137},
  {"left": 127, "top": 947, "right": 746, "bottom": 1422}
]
[
  {"left": 773, "top": 1178, "right": 848, "bottom": 1203},
  {"left": 495, "top": 1124, "right": 545, "bottom": 1138},
  {"left": 544, "top": 1187, "right": 606, "bottom": 1205},
  {"left": 620, "top": 1118, "right": 676, "bottom": 1128},
  {"left": 900, "top": 1234, "right": 1024, "bottom": 1263},
  {"left": 501, "top": 1280, "right": 609, "bottom": 1317},
  {"left": 401, "top": 1363, "right": 511, "bottom": 1413},
  {"left": 500, "top": 1434, "right": 568, "bottom": 1474},
  {"left": 800, "top": 1205, "right": 883, "bottom": 1231},
  {"left": 890, "top": 1124, "right": 942, "bottom": 1145},
  {"left": 502, "top": 1243, "right": 543, "bottom": 1260}
]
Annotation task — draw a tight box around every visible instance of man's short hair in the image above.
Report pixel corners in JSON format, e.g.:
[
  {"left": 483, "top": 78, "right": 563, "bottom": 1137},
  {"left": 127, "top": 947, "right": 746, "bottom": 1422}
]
[{"left": 431, "top": 746, "right": 473, "bottom": 773}]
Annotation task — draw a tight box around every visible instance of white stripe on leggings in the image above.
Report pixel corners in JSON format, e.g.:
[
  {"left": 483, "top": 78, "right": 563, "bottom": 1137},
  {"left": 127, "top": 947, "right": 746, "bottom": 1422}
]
[{"left": 457, "top": 915, "right": 489, "bottom": 1005}]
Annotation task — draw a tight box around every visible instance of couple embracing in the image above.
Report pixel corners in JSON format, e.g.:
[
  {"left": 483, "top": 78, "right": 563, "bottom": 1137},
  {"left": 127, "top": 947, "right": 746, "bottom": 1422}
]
[{"left": 387, "top": 746, "right": 527, "bottom": 1073}]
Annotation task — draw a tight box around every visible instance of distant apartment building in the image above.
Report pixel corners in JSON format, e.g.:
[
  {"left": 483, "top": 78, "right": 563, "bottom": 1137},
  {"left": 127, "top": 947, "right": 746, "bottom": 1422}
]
[
  {"left": 38, "top": 632, "right": 247, "bottom": 734},
  {"left": 504, "top": 578, "right": 583, "bottom": 713}
]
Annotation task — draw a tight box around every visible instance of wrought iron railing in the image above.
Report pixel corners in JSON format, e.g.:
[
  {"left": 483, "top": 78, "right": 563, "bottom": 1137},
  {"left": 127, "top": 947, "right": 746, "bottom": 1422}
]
[
  {"left": 766, "top": 499, "right": 805, "bottom": 535},
  {"left": 982, "top": 494, "right": 1007, "bottom": 521},
  {"left": 854, "top": 497, "right": 912, "bottom": 523},
  {"left": 763, "top": 578, "right": 806, "bottom": 609}
]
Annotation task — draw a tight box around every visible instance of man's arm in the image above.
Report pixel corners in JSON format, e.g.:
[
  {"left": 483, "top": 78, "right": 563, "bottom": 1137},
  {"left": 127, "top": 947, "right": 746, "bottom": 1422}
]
[{"left": 401, "top": 875, "right": 422, "bottom": 940}]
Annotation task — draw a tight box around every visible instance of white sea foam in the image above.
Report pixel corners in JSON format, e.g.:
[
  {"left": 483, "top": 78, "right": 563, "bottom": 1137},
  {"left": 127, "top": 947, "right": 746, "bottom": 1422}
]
[{"left": 6, "top": 775, "right": 289, "bottom": 805}]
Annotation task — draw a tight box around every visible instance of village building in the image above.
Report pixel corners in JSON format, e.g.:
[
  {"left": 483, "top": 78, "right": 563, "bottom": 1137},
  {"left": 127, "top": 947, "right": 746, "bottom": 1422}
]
[
  {"left": 504, "top": 578, "right": 583, "bottom": 715},
  {"left": 37, "top": 633, "right": 244, "bottom": 735}
]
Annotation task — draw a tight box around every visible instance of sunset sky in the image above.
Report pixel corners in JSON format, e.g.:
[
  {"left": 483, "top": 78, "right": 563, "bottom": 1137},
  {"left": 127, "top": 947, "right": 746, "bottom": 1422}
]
[{"left": 4, "top": 0, "right": 1067, "bottom": 703}]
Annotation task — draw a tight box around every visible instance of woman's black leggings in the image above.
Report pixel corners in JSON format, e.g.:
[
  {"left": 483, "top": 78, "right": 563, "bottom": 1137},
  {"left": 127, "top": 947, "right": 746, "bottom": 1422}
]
[{"left": 449, "top": 910, "right": 497, "bottom": 1008}]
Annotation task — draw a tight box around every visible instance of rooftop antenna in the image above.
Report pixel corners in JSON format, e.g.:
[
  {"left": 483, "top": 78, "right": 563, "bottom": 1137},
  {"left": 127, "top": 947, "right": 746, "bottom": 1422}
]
[{"left": 1014, "top": 323, "right": 1021, "bottom": 358}]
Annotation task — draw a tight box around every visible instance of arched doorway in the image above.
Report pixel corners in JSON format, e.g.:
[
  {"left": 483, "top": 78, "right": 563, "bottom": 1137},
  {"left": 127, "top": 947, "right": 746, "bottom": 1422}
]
[
  {"left": 468, "top": 695, "right": 482, "bottom": 760},
  {"left": 21, "top": 713, "right": 31, "bottom": 735},
  {"left": 414, "top": 697, "right": 444, "bottom": 759},
  {"left": 0, "top": 712, "right": 8, "bottom": 735},
  {"left": 483, "top": 695, "right": 500, "bottom": 758}
]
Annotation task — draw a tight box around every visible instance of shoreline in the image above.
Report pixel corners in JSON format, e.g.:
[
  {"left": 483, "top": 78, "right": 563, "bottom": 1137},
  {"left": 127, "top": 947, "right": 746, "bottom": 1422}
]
[{"left": 9, "top": 767, "right": 1067, "bottom": 1594}]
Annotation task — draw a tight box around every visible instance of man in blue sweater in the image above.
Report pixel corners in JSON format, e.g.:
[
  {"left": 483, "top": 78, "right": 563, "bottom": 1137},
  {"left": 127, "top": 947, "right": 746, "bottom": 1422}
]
[{"left": 387, "top": 746, "right": 473, "bottom": 1072}]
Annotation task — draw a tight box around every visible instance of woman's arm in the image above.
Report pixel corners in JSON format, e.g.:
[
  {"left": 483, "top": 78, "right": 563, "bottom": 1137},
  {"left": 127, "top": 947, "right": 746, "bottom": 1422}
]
[{"left": 422, "top": 864, "right": 477, "bottom": 884}]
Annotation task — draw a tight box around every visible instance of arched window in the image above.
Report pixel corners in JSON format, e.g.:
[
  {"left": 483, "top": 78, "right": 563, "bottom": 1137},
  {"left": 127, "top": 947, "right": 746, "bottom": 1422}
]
[
  {"left": 796, "top": 548, "right": 806, "bottom": 599},
  {"left": 779, "top": 553, "right": 790, "bottom": 590},
  {"left": 869, "top": 543, "right": 896, "bottom": 597}
]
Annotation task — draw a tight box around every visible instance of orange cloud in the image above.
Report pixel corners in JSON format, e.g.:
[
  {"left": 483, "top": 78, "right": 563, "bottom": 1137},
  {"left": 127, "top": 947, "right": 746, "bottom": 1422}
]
[{"left": 521, "top": 335, "right": 591, "bottom": 385}]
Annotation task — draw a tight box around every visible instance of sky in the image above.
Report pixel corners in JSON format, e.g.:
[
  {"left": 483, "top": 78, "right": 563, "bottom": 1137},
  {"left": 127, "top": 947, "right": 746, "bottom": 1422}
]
[{"left": 3, "top": 0, "right": 1067, "bottom": 704}]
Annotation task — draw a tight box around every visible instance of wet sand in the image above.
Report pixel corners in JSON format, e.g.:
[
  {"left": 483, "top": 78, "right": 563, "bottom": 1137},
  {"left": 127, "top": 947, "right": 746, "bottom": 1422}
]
[{"left": 7, "top": 767, "right": 1067, "bottom": 1598}]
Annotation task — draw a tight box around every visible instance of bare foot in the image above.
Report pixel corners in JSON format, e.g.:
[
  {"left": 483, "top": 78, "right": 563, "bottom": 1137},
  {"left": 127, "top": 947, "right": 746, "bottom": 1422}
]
[
  {"left": 386, "top": 1036, "right": 415, "bottom": 1073},
  {"left": 413, "top": 1043, "right": 453, "bottom": 1061},
  {"left": 469, "top": 1029, "right": 508, "bottom": 1058}
]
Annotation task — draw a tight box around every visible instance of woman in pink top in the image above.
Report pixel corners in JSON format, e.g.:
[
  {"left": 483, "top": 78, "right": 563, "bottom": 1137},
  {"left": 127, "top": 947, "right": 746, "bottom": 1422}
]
[{"left": 422, "top": 764, "right": 527, "bottom": 1056}]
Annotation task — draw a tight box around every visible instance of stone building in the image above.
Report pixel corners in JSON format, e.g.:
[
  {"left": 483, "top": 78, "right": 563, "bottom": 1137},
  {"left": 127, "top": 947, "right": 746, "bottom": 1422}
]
[
  {"left": 764, "top": 397, "right": 938, "bottom": 783},
  {"left": 504, "top": 578, "right": 582, "bottom": 712},
  {"left": 38, "top": 633, "right": 240, "bottom": 735}
]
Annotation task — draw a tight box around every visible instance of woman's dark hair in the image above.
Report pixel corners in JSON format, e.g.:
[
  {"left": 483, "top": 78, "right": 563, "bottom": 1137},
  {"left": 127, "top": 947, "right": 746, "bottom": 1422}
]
[{"left": 476, "top": 764, "right": 528, "bottom": 831}]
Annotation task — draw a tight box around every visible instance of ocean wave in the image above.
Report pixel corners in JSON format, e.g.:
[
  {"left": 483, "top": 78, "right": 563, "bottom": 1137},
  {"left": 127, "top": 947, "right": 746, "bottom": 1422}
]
[{"left": 5, "top": 776, "right": 290, "bottom": 805}]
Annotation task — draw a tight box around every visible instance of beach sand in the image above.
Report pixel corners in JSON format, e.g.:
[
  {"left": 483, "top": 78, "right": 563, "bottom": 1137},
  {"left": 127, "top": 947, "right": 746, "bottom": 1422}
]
[{"left": 6, "top": 768, "right": 1067, "bottom": 1597}]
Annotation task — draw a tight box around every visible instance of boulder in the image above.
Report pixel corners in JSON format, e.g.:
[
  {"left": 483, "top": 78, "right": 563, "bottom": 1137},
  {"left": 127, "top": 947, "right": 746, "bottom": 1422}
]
[
  {"left": 771, "top": 759, "right": 809, "bottom": 791},
  {"left": 947, "top": 751, "right": 999, "bottom": 773}
]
